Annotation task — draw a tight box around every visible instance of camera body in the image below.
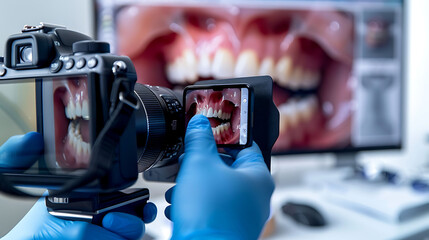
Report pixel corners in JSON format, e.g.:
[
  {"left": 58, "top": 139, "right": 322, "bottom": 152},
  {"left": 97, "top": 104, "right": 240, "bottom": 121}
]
[
  {"left": 0, "top": 23, "right": 139, "bottom": 191},
  {"left": 0, "top": 23, "right": 279, "bottom": 194}
]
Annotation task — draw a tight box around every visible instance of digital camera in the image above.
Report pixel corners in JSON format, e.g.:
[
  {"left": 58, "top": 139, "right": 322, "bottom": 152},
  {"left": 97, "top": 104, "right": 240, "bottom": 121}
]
[{"left": 0, "top": 23, "right": 278, "bottom": 195}]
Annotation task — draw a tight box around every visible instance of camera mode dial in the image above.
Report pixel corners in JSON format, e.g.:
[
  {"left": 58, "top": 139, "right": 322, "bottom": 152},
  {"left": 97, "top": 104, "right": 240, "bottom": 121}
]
[{"left": 72, "top": 41, "right": 110, "bottom": 54}]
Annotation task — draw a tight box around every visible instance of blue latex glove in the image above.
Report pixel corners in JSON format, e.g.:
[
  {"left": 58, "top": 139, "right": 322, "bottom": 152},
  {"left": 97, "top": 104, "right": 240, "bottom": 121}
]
[
  {"left": 0, "top": 132, "right": 43, "bottom": 169},
  {"left": 3, "top": 197, "right": 157, "bottom": 240},
  {"left": 165, "top": 115, "right": 275, "bottom": 240},
  {"left": 0, "top": 132, "right": 157, "bottom": 240}
]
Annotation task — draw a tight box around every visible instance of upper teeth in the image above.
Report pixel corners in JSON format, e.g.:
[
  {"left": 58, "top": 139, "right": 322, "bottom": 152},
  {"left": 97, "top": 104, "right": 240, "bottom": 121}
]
[
  {"left": 166, "top": 48, "right": 320, "bottom": 90},
  {"left": 196, "top": 106, "right": 231, "bottom": 120},
  {"left": 66, "top": 100, "right": 89, "bottom": 120}
]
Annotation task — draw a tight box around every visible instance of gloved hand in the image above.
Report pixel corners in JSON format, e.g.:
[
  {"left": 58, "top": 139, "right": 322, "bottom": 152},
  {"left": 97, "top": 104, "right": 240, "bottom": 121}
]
[
  {"left": 0, "top": 132, "right": 157, "bottom": 240},
  {"left": 0, "top": 132, "right": 43, "bottom": 169},
  {"left": 3, "top": 197, "right": 157, "bottom": 240},
  {"left": 165, "top": 115, "right": 275, "bottom": 240}
]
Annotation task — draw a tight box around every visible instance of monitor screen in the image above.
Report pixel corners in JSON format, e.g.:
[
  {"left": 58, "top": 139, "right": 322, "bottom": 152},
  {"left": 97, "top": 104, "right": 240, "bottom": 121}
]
[{"left": 95, "top": 0, "right": 404, "bottom": 155}]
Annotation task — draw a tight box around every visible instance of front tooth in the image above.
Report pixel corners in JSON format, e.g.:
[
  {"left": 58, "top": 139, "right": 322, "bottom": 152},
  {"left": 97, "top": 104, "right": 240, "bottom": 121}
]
[
  {"left": 166, "top": 58, "right": 185, "bottom": 84},
  {"left": 69, "top": 101, "right": 76, "bottom": 120},
  {"left": 202, "top": 108, "right": 208, "bottom": 116},
  {"left": 289, "top": 67, "right": 304, "bottom": 90},
  {"left": 211, "top": 127, "right": 216, "bottom": 136},
  {"left": 259, "top": 57, "right": 276, "bottom": 79},
  {"left": 82, "top": 100, "right": 89, "bottom": 119},
  {"left": 75, "top": 101, "right": 82, "bottom": 117},
  {"left": 278, "top": 101, "right": 299, "bottom": 134},
  {"left": 218, "top": 109, "right": 223, "bottom": 119},
  {"left": 211, "top": 48, "right": 235, "bottom": 79},
  {"left": 234, "top": 50, "right": 259, "bottom": 77},
  {"left": 275, "top": 56, "right": 293, "bottom": 88},
  {"left": 198, "top": 48, "right": 212, "bottom": 78},
  {"left": 182, "top": 49, "right": 198, "bottom": 83},
  {"left": 207, "top": 108, "right": 214, "bottom": 117},
  {"left": 213, "top": 109, "right": 218, "bottom": 118},
  {"left": 215, "top": 126, "right": 220, "bottom": 135}
]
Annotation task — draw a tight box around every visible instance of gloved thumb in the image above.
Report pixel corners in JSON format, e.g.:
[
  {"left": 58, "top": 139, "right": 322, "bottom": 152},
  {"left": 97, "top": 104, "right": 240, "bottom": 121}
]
[{"left": 183, "top": 115, "right": 219, "bottom": 167}]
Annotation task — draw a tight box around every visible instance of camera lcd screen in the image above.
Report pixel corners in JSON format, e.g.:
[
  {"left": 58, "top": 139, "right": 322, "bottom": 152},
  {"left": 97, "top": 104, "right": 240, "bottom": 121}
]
[
  {"left": 184, "top": 86, "right": 250, "bottom": 146},
  {"left": 0, "top": 75, "right": 90, "bottom": 175}
]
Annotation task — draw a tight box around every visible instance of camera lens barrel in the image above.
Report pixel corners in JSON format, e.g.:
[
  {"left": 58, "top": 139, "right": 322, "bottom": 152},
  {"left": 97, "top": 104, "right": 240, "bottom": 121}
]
[{"left": 134, "top": 84, "right": 184, "bottom": 172}]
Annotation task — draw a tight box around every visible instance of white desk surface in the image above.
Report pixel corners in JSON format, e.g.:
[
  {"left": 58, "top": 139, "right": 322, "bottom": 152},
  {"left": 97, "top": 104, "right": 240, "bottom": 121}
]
[
  {"left": 146, "top": 185, "right": 429, "bottom": 240},
  {"left": 265, "top": 186, "right": 429, "bottom": 240}
]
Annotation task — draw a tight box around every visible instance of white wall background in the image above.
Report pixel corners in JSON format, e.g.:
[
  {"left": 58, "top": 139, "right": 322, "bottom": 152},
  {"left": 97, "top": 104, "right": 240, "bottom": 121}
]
[{"left": 1, "top": 0, "right": 429, "bottom": 237}]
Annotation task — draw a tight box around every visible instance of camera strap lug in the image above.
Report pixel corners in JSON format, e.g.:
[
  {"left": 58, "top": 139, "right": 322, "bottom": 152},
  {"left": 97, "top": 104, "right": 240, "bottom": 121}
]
[{"left": 119, "top": 92, "right": 140, "bottom": 110}]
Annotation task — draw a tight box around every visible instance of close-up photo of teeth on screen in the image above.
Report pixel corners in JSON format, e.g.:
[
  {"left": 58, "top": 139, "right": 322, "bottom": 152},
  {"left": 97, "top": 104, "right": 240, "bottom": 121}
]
[
  {"left": 97, "top": 0, "right": 401, "bottom": 154},
  {"left": 0, "top": 76, "right": 90, "bottom": 175},
  {"left": 185, "top": 87, "right": 249, "bottom": 145}
]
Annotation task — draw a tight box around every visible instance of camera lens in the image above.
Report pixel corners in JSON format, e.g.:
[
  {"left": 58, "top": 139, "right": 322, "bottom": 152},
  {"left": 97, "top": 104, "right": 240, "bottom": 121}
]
[
  {"left": 133, "top": 83, "right": 184, "bottom": 172},
  {"left": 19, "top": 45, "right": 33, "bottom": 63}
]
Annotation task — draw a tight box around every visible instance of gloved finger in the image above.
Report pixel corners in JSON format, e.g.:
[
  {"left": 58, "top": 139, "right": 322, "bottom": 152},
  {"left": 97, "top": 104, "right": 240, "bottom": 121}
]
[
  {"left": 0, "top": 132, "right": 43, "bottom": 169},
  {"left": 164, "top": 205, "right": 171, "bottom": 221},
  {"left": 183, "top": 115, "right": 220, "bottom": 166},
  {"left": 143, "top": 202, "right": 157, "bottom": 223},
  {"left": 102, "top": 212, "right": 145, "bottom": 240},
  {"left": 165, "top": 186, "right": 175, "bottom": 204},
  {"left": 231, "top": 142, "right": 266, "bottom": 171}
]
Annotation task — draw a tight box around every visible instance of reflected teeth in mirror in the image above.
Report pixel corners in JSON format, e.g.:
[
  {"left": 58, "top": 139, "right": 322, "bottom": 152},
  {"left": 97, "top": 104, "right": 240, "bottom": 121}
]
[
  {"left": 235, "top": 50, "right": 258, "bottom": 77},
  {"left": 211, "top": 48, "right": 235, "bottom": 79}
]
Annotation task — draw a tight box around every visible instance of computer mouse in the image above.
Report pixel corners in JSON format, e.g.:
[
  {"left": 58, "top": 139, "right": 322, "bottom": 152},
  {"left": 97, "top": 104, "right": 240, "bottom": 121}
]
[{"left": 281, "top": 201, "right": 327, "bottom": 227}]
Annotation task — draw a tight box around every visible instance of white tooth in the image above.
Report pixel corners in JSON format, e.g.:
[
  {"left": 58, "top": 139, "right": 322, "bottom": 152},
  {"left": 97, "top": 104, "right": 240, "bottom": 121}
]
[
  {"left": 275, "top": 56, "right": 293, "bottom": 88},
  {"left": 212, "top": 127, "right": 216, "bottom": 136},
  {"left": 202, "top": 108, "right": 208, "bottom": 117},
  {"left": 69, "top": 101, "right": 76, "bottom": 120},
  {"left": 234, "top": 50, "right": 259, "bottom": 77},
  {"left": 65, "top": 105, "right": 71, "bottom": 119},
  {"left": 71, "top": 135, "right": 77, "bottom": 148},
  {"left": 289, "top": 67, "right": 304, "bottom": 90},
  {"left": 279, "top": 101, "right": 299, "bottom": 134},
  {"left": 213, "top": 109, "right": 218, "bottom": 118},
  {"left": 198, "top": 49, "right": 212, "bottom": 78},
  {"left": 68, "top": 122, "right": 73, "bottom": 135},
  {"left": 259, "top": 57, "right": 276, "bottom": 79},
  {"left": 219, "top": 124, "right": 225, "bottom": 134},
  {"left": 76, "top": 140, "right": 82, "bottom": 156},
  {"left": 218, "top": 109, "right": 223, "bottom": 119},
  {"left": 207, "top": 107, "right": 214, "bottom": 117},
  {"left": 182, "top": 49, "right": 198, "bottom": 83},
  {"left": 75, "top": 122, "right": 80, "bottom": 136},
  {"left": 226, "top": 122, "right": 231, "bottom": 129},
  {"left": 166, "top": 58, "right": 185, "bottom": 84},
  {"left": 82, "top": 100, "right": 89, "bottom": 119},
  {"left": 75, "top": 101, "right": 82, "bottom": 118},
  {"left": 215, "top": 126, "right": 220, "bottom": 135},
  {"left": 211, "top": 48, "right": 235, "bottom": 79}
]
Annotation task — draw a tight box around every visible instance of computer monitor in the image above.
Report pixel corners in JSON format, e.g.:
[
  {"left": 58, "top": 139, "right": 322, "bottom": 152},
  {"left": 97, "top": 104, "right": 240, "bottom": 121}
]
[{"left": 95, "top": 0, "right": 404, "bottom": 158}]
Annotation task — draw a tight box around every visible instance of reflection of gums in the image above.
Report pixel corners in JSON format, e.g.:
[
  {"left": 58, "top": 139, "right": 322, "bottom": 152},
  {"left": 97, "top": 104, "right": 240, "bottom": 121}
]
[
  {"left": 117, "top": 5, "right": 354, "bottom": 152},
  {"left": 186, "top": 89, "right": 241, "bottom": 144},
  {"left": 53, "top": 77, "right": 90, "bottom": 169}
]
